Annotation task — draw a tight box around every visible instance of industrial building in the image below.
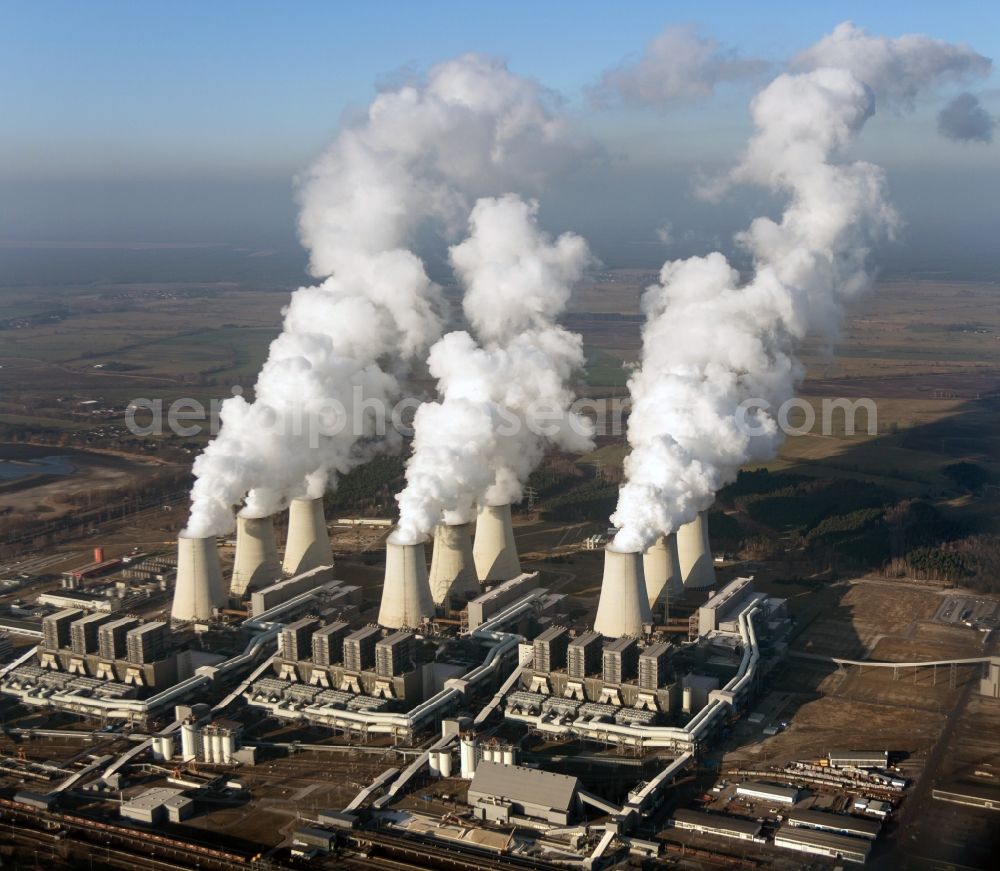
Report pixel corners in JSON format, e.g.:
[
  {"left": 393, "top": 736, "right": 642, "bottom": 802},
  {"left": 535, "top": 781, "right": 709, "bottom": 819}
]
[
  {"left": 773, "top": 825, "right": 872, "bottom": 864},
  {"left": 735, "top": 781, "right": 801, "bottom": 805},
  {"left": 120, "top": 787, "right": 194, "bottom": 825},
  {"left": 827, "top": 750, "right": 889, "bottom": 769},
  {"left": 932, "top": 782, "right": 1000, "bottom": 811},
  {"left": 786, "top": 808, "right": 881, "bottom": 839},
  {"left": 468, "top": 761, "right": 581, "bottom": 825},
  {"left": 670, "top": 809, "right": 763, "bottom": 842}
]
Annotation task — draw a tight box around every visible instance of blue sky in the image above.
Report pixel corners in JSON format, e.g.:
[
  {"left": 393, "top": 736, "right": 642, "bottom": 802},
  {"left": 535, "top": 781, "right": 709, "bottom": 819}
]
[
  {"left": 2, "top": 0, "right": 996, "bottom": 179},
  {"left": 0, "top": 1, "right": 996, "bottom": 276}
]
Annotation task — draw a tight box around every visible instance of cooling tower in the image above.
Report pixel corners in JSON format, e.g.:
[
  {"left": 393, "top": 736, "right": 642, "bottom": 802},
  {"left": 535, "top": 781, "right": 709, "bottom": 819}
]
[
  {"left": 230, "top": 515, "right": 281, "bottom": 597},
  {"left": 171, "top": 534, "right": 227, "bottom": 622},
  {"left": 677, "top": 511, "right": 716, "bottom": 589},
  {"left": 643, "top": 533, "right": 683, "bottom": 611},
  {"left": 428, "top": 522, "right": 480, "bottom": 606},
  {"left": 472, "top": 503, "right": 521, "bottom": 582},
  {"left": 378, "top": 536, "right": 435, "bottom": 629},
  {"left": 282, "top": 497, "right": 333, "bottom": 576},
  {"left": 593, "top": 547, "right": 652, "bottom": 638}
]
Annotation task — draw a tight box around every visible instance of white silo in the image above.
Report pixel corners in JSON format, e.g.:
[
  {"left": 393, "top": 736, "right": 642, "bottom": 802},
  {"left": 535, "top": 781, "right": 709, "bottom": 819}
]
[
  {"left": 210, "top": 732, "right": 224, "bottom": 764},
  {"left": 472, "top": 503, "right": 521, "bottom": 582},
  {"left": 180, "top": 721, "right": 198, "bottom": 761},
  {"left": 230, "top": 515, "right": 281, "bottom": 597},
  {"left": 438, "top": 750, "right": 453, "bottom": 778},
  {"left": 162, "top": 735, "right": 175, "bottom": 760},
  {"left": 594, "top": 546, "right": 652, "bottom": 638},
  {"left": 377, "top": 535, "right": 435, "bottom": 629},
  {"left": 677, "top": 511, "right": 716, "bottom": 589},
  {"left": 282, "top": 497, "right": 333, "bottom": 576},
  {"left": 643, "top": 533, "right": 683, "bottom": 612},
  {"left": 501, "top": 746, "right": 515, "bottom": 766},
  {"left": 221, "top": 732, "right": 235, "bottom": 763},
  {"left": 428, "top": 522, "right": 480, "bottom": 606},
  {"left": 171, "top": 534, "right": 227, "bottom": 622},
  {"left": 682, "top": 685, "right": 693, "bottom": 715},
  {"left": 460, "top": 736, "right": 478, "bottom": 779},
  {"left": 429, "top": 751, "right": 441, "bottom": 778}
]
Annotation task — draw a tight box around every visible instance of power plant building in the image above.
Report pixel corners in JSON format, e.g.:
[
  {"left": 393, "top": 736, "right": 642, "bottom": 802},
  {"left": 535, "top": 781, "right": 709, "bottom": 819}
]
[
  {"left": 42, "top": 609, "right": 83, "bottom": 650},
  {"left": 638, "top": 641, "right": 671, "bottom": 691},
  {"left": 125, "top": 622, "right": 168, "bottom": 665},
  {"left": 468, "top": 761, "right": 581, "bottom": 825},
  {"left": 343, "top": 626, "right": 381, "bottom": 673},
  {"left": 602, "top": 636, "right": 639, "bottom": 685},
  {"left": 533, "top": 626, "right": 569, "bottom": 673},
  {"left": 311, "top": 621, "right": 350, "bottom": 666},
  {"left": 97, "top": 617, "right": 140, "bottom": 661},
  {"left": 280, "top": 618, "right": 320, "bottom": 662},
  {"left": 375, "top": 631, "right": 415, "bottom": 678},
  {"left": 70, "top": 612, "right": 114, "bottom": 655},
  {"left": 566, "top": 631, "right": 602, "bottom": 679}
]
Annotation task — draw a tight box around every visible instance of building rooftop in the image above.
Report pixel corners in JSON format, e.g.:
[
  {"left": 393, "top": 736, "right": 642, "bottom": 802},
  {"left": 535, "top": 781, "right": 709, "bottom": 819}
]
[
  {"left": 377, "top": 630, "right": 413, "bottom": 648},
  {"left": 639, "top": 641, "right": 670, "bottom": 659},
  {"left": 786, "top": 808, "right": 881, "bottom": 837},
  {"left": 535, "top": 625, "right": 568, "bottom": 643},
  {"left": 736, "top": 780, "right": 800, "bottom": 801},
  {"left": 469, "top": 760, "right": 579, "bottom": 812},
  {"left": 122, "top": 787, "right": 185, "bottom": 811},
  {"left": 604, "top": 636, "right": 638, "bottom": 654},
  {"left": 775, "top": 825, "right": 872, "bottom": 857},
  {"left": 128, "top": 621, "right": 167, "bottom": 636},
  {"left": 673, "top": 809, "right": 762, "bottom": 836},
  {"left": 567, "top": 631, "right": 601, "bottom": 648}
]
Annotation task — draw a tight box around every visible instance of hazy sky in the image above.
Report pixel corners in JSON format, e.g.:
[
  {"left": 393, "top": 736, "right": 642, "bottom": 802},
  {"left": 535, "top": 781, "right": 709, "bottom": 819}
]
[{"left": 1, "top": 1, "right": 997, "bottom": 276}]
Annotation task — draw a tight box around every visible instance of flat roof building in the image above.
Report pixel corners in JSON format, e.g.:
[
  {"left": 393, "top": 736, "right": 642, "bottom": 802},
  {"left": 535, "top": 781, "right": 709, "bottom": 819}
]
[
  {"left": 786, "top": 808, "right": 880, "bottom": 839},
  {"left": 671, "top": 809, "right": 763, "bottom": 842},
  {"left": 828, "top": 750, "right": 888, "bottom": 769},
  {"left": 69, "top": 612, "right": 113, "bottom": 655},
  {"left": 280, "top": 617, "right": 320, "bottom": 662},
  {"left": 638, "top": 641, "right": 670, "bottom": 691},
  {"left": 774, "top": 826, "right": 872, "bottom": 864},
  {"left": 468, "top": 760, "right": 581, "bottom": 825},
  {"left": 736, "top": 781, "right": 801, "bottom": 805},
  {"left": 98, "top": 617, "right": 139, "bottom": 661}
]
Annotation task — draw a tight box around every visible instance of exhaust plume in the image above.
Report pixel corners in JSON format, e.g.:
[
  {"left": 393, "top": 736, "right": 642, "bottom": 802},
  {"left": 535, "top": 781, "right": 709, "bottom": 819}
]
[
  {"left": 792, "top": 21, "right": 991, "bottom": 110},
  {"left": 393, "top": 194, "right": 592, "bottom": 545},
  {"left": 184, "top": 56, "right": 584, "bottom": 538},
  {"left": 611, "top": 67, "right": 898, "bottom": 552}
]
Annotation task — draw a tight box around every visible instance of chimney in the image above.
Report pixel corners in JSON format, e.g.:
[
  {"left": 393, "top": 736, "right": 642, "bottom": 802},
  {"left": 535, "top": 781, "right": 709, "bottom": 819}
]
[
  {"left": 472, "top": 503, "right": 521, "bottom": 582},
  {"left": 230, "top": 515, "right": 281, "bottom": 597},
  {"left": 428, "top": 522, "right": 480, "bottom": 606},
  {"left": 643, "top": 533, "right": 683, "bottom": 612},
  {"left": 677, "top": 511, "right": 716, "bottom": 589},
  {"left": 593, "top": 547, "right": 652, "bottom": 638},
  {"left": 282, "top": 497, "right": 333, "bottom": 576},
  {"left": 171, "top": 534, "right": 227, "bottom": 622},
  {"left": 378, "top": 536, "right": 435, "bottom": 629}
]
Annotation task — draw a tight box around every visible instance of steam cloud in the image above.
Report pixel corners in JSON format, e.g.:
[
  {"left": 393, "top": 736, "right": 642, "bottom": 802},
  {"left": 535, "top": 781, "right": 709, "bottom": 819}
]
[
  {"left": 937, "top": 92, "right": 995, "bottom": 143},
  {"left": 185, "top": 56, "right": 583, "bottom": 538},
  {"left": 393, "top": 194, "right": 592, "bottom": 544},
  {"left": 611, "top": 67, "right": 898, "bottom": 552},
  {"left": 792, "top": 21, "right": 991, "bottom": 109},
  {"left": 592, "top": 24, "right": 768, "bottom": 107}
]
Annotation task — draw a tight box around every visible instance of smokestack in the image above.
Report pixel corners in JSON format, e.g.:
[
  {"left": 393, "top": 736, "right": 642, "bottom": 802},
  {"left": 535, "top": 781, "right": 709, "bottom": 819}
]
[
  {"left": 378, "top": 536, "right": 435, "bottom": 629},
  {"left": 171, "top": 534, "right": 227, "bottom": 622},
  {"left": 677, "top": 511, "right": 716, "bottom": 589},
  {"left": 282, "top": 497, "right": 333, "bottom": 576},
  {"left": 643, "top": 533, "right": 683, "bottom": 611},
  {"left": 594, "top": 547, "right": 652, "bottom": 638},
  {"left": 472, "top": 503, "right": 521, "bottom": 582},
  {"left": 428, "top": 522, "right": 480, "bottom": 606},
  {"left": 230, "top": 515, "right": 281, "bottom": 597}
]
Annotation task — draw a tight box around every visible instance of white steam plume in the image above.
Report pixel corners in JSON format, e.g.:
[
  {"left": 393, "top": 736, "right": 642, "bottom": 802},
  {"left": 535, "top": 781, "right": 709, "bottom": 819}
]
[
  {"left": 185, "top": 56, "right": 584, "bottom": 538},
  {"left": 393, "top": 195, "right": 592, "bottom": 544},
  {"left": 611, "top": 67, "right": 899, "bottom": 552},
  {"left": 792, "top": 22, "right": 991, "bottom": 110}
]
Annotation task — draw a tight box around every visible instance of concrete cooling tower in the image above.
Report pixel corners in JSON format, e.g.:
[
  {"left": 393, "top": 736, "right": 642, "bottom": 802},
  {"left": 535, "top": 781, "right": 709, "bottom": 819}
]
[
  {"left": 282, "top": 497, "right": 333, "bottom": 576},
  {"left": 643, "top": 533, "right": 683, "bottom": 611},
  {"left": 378, "top": 537, "right": 435, "bottom": 629},
  {"left": 677, "top": 511, "right": 716, "bottom": 589},
  {"left": 230, "top": 515, "right": 281, "bottom": 597},
  {"left": 593, "top": 547, "right": 652, "bottom": 638},
  {"left": 472, "top": 503, "right": 521, "bottom": 582},
  {"left": 172, "top": 534, "right": 227, "bottom": 622},
  {"left": 428, "top": 522, "right": 480, "bottom": 606}
]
